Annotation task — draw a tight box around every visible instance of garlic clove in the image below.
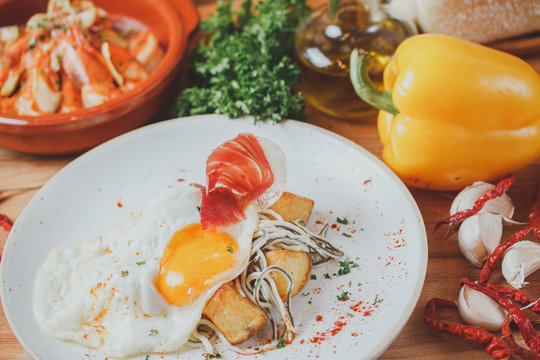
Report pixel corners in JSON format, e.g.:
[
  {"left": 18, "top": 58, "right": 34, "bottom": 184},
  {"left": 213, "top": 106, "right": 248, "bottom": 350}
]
[
  {"left": 450, "top": 181, "right": 514, "bottom": 218},
  {"left": 502, "top": 240, "right": 540, "bottom": 289},
  {"left": 458, "top": 285, "right": 507, "bottom": 331},
  {"left": 458, "top": 213, "right": 502, "bottom": 267}
]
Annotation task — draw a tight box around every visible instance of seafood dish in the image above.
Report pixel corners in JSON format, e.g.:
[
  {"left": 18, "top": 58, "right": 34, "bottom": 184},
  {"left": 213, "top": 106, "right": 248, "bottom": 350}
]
[{"left": 0, "top": 0, "right": 164, "bottom": 116}]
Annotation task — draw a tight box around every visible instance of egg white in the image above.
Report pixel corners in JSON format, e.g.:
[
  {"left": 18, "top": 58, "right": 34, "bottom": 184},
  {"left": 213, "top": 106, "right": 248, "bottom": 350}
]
[{"left": 32, "top": 183, "right": 258, "bottom": 358}]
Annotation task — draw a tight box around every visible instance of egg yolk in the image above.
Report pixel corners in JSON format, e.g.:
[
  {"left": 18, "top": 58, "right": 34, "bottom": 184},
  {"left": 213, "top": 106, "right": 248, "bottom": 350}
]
[{"left": 156, "top": 223, "right": 238, "bottom": 307}]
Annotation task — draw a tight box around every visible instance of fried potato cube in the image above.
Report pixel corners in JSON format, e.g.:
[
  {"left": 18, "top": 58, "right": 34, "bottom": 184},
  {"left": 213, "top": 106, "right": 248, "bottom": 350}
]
[
  {"left": 269, "top": 192, "right": 314, "bottom": 222},
  {"left": 202, "top": 282, "right": 267, "bottom": 345},
  {"left": 265, "top": 249, "right": 312, "bottom": 301}
]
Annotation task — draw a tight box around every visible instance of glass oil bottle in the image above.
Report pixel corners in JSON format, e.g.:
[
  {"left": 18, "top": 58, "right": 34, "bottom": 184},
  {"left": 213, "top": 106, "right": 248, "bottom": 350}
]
[{"left": 295, "top": 0, "right": 414, "bottom": 120}]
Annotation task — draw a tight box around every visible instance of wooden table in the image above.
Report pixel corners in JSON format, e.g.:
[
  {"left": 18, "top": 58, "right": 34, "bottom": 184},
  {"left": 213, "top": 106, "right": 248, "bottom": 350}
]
[{"left": 2, "top": 1, "right": 540, "bottom": 359}]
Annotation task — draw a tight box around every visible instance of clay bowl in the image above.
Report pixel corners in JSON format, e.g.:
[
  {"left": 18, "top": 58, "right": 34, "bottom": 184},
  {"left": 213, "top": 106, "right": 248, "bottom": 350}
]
[{"left": 0, "top": 0, "right": 198, "bottom": 155}]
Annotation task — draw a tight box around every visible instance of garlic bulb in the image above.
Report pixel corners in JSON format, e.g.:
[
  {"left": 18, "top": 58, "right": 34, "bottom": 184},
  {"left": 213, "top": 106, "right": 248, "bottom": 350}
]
[
  {"left": 450, "top": 181, "right": 514, "bottom": 218},
  {"left": 450, "top": 181, "right": 514, "bottom": 267},
  {"left": 458, "top": 213, "right": 503, "bottom": 267},
  {"left": 457, "top": 285, "right": 507, "bottom": 331},
  {"left": 502, "top": 240, "right": 540, "bottom": 289}
]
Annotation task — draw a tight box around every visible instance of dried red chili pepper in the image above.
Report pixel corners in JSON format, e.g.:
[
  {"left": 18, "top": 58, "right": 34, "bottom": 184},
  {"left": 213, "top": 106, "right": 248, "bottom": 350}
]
[
  {"left": 425, "top": 297, "right": 510, "bottom": 359},
  {"left": 462, "top": 279, "right": 540, "bottom": 357},
  {"left": 502, "top": 308, "right": 540, "bottom": 360},
  {"left": 488, "top": 284, "right": 540, "bottom": 312},
  {"left": 529, "top": 184, "right": 540, "bottom": 228},
  {"left": 0, "top": 213, "right": 12, "bottom": 235},
  {"left": 479, "top": 227, "right": 534, "bottom": 285},
  {"left": 435, "top": 174, "right": 514, "bottom": 231}
]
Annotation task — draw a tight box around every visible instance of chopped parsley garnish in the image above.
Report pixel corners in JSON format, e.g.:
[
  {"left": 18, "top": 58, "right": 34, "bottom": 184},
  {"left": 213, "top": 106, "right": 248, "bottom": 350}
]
[
  {"left": 204, "top": 353, "right": 222, "bottom": 359},
  {"left": 341, "top": 232, "right": 352, "bottom": 237},
  {"left": 336, "top": 217, "right": 349, "bottom": 225},
  {"left": 148, "top": 329, "right": 158, "bottom": 336},
  {"left": 197, "top": 206, "right": 201, "bottom": 212},
  {"left": 136, "top": 261, "right": 146, "bottom": 266},
  {"left": 276, "top": 333, "right": 286, "bottom": 349},
  {"left": 226, "top": 242, "right": 234, "bottom": 253},
  {"left": 175, "top": 0, "right": 310, "bottom": 123},
  {"left": 308, "top": 300, "right": 312, "bottom": 305},
  {"left": 337, "top": 291, "right": 349, "bottom": 301},
  {"left": 28, "top": 42, "right": 35, "bottom": 50},
  {"left": 121, "top": 270, "right": 129, "bottom": 277},
  {"left": 310, "top": 274, "right": 317, "bottom": 280},
  {"left": 338, "top": 260, "right": 359, "bottom": 276},
  {"left": 145, "top": 356, "right": 150, "bottom": 360},
  {"left": 324, "top": 273, "right": 331, "bottom": 279},
  {"left": 373, "top": 295, "right": 383, "bottom": 305}
]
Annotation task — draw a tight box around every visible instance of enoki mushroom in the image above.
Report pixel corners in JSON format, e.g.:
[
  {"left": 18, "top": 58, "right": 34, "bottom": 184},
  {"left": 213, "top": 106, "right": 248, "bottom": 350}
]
[{"left": 190, "top": 209, "right": 345, "bottom": 355}]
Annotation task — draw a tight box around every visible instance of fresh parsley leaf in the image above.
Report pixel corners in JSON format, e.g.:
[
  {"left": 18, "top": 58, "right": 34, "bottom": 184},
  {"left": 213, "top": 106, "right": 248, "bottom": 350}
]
[
  {"left": 310, "top": 274, "right": 317, "bottom": 280},
  {"left": 276, "top": 333, "right": 286, "bottom": 349},
  {"left": 176, "top": 0, "right": 311, "bottom": 123},
  {"left": 337, "top": 291, "right": 349, "bottom": 301},
  {"left": 342, "top": 232, "right": 352, "bottom": 237},
  {"left": 336, "top": 217, "right": 349, "bottom": 225},
  {"left": 227, "top": 242, "right": 234, "bottom": 253},
  {"left": 136, "top": 261, "right": 146, "bottom": 266},
  {"left": 148, "top": 329, "right": 158, "bottom": 336},
  {"left": 204, "top": 353, "right": 221, "bottom": 359},
  {"left": 121, "top": 270, "right": 128, "bottom": 277},
  {"left": 324, "top": 273, "right": 331, "bottom": 279},
  {"left": 373, "top": 295, "right": 383, "bottom": 305},
  {"left": 337, "top": 260, "right": 359, "bottom": 276}
]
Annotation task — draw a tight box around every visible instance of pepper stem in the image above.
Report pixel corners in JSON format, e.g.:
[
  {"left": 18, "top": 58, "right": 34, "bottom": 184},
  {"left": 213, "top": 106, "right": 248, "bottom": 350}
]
[{"left": 349, "top": 49, "right": 398, "bottom": 116}]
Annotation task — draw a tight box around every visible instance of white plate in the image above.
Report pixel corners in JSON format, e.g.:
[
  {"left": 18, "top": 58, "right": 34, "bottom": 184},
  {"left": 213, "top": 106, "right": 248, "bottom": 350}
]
[{"left": 1, "top": 114, "right": 427, "bottom": 360}]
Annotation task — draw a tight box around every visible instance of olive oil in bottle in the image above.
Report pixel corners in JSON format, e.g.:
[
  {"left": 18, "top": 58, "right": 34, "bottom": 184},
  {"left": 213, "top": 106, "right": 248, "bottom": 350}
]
[{"left": 295, "top": 0, "right": 412, "bottom": 120}]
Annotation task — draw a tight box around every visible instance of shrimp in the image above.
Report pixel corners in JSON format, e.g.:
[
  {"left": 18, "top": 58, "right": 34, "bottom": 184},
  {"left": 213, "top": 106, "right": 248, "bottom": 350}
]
[
  {"left": 102, "top": 41, "right": 148, "bottom": 90},
  {"left": 15, "top": 47, "right": 61, "bottom": 115},
  {"left": 57, "top": 24, "right": 116, "bottom": 108}
]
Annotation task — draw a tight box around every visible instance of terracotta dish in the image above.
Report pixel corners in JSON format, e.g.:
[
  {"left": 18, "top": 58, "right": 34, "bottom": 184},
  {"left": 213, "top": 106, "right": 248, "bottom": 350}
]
[{"left": 0, "top": 0, "right": 198, "bottom": 155}]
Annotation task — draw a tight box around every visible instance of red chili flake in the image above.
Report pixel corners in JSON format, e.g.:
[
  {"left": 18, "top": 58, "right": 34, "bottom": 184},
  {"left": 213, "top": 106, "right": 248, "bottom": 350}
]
[
  {"left": 363, "top": 179, "right": 371, "bottom": 185},
  {"left": 330, "top": 320, "right": 347, "bottom": 336},
  {"left": 351, "top": 332, "right": 358, "bottom": 337},
  {"left": 315, "top": 220, "right": 324, "bottom": 225},
  {"left": 350, "top": 301, "right": 364, "bottom": 312},
  {"left": 435, "top": 174, "right": 514, "bottom": 231},
  {"left": 177, "top": 178, "right": 185, "bottom": 182},
  {"left": 117, "top": 201, "right": 123, "bottom": 208},
  {"left": 424, "top": 297, "right": 510, "bottom": 359},
  {"left": 363, "top": 310, "right": 372, "bottom": 317},
  {"left": 300, "top": 339, "right": 305, "bottom": 344},
  {"left": 316, "top": 315, "right": 323, "bottom": 321},
  {"left": 310, "top": 336, "right": 325, "bottom": 344}
]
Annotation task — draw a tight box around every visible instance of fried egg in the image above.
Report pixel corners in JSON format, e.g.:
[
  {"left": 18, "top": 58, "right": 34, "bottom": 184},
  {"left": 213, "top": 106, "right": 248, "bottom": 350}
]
[{"left": 32, "top": 183, "right": 258, "bottom": 358}]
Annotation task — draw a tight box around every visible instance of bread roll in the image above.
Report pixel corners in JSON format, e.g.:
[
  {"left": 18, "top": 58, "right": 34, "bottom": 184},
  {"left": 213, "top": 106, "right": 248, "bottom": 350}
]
[{"left": 385, "top": 0, "right": 540, "bottom": 44}]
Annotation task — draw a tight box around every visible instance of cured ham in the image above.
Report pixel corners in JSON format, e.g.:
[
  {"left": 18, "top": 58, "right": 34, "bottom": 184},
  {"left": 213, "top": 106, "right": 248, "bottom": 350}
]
[{"left": 201, "top": 133, "right": 284, "bottom": 229}]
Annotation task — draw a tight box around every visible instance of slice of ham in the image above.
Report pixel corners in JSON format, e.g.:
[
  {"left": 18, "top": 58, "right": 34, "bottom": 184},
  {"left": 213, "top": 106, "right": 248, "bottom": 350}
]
[{"left": 201, "top": 133, "right": 285, "bottom": 229}]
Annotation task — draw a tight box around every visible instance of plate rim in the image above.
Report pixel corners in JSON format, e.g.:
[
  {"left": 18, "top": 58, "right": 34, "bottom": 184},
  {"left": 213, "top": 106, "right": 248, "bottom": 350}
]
[{"left": 0, "top": 114, "right": 428, "bottom": 359}]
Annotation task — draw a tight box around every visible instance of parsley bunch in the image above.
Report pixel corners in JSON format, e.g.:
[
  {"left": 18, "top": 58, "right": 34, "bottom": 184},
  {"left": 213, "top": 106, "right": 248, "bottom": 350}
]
[{"left": 176, "top": 0, "right": 311, "bottom": 123}]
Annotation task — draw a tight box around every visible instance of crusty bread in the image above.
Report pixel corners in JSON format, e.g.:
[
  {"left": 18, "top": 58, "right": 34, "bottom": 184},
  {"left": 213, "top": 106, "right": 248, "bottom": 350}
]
[{"left": 385, "top": 0, "right": 540, "bottom": 44}]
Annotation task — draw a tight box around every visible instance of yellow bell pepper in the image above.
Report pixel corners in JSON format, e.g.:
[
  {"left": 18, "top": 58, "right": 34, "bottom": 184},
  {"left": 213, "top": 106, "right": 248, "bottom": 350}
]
[{"left": 350, "top": 34, "right": 540, "bottom": 190}]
